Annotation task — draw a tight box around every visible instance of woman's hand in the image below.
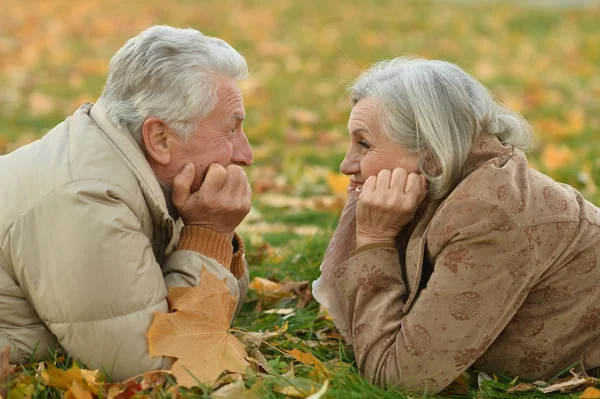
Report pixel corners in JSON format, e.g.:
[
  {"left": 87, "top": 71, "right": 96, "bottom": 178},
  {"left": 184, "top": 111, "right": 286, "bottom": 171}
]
[{"left": 356, "top": 168, "right": 428, "bottom": 248}]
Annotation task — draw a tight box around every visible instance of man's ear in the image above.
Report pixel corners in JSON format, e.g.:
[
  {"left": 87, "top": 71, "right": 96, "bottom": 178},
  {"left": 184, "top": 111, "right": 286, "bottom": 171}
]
[{"left": 142, "top": 117, "right": 175, "bottom": 165}]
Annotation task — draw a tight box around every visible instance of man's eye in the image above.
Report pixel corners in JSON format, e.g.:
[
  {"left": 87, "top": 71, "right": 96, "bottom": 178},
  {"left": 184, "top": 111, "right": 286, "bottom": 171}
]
[{"left": 358, "top": 141, "right": 370, "bottom": 149}]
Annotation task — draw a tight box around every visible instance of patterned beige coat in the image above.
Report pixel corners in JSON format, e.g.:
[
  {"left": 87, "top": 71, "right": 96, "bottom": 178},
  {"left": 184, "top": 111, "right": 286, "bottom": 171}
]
[{"left": 315, "top": 134, "right": 600, "bottom": 394}]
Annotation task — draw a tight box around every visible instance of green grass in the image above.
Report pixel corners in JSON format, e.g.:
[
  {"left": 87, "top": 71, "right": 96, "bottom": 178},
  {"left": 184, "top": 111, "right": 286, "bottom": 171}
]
[{"left": 2, "top": 0, "right": 600, "bottom": 397}]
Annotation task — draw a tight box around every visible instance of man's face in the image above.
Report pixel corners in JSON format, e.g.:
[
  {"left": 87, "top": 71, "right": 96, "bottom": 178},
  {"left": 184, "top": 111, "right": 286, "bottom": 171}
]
[{"left": 168, "top": 76, "right": 253, "bottom": 192}]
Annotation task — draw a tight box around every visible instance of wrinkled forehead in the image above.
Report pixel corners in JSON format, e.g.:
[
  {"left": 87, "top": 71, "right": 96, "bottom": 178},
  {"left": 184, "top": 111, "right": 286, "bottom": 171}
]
[{"left": 348, "top": 97, "right": 381, "bottom": 133}]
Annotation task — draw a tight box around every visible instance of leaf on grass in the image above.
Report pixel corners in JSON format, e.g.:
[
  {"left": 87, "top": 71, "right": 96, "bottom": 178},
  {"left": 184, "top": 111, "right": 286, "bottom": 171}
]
[
  {"left": 65, "top": 381, "right": 93, "bottom": 399},
  {"left": 326, "top": 172, "right": 350, "bottom": 196},
  {"left": 506, "top": 382, "right": 536, "bottom": 393},
  {"left": 40, "top": 364, "right": 100, "bottom": 395},
  {"left": 273, "top": 377, "right": 323, "bottom": 398},
  {"left": 286, "top": 349, "right": 332, "bottom": 379},
  {"left": 249, "top": 277, "right": 294, "bottom": 307},
  {"left": 580, "top": 387, "right": 600, "bottom": 398},
  {"left": 147, "top": 271, "right": 250, "bottom": 387},
  {"left": 306, "top": 379, "right": 329, "bottom": 399},
  {"left": 0, "top": 347, "right": 14, "bottom": 399},
  {"left": 538, "top": 370, "right": 598, "bottom": 394},
  {"left": 239, "top": 321, "right": 289, "bottom": 350}
]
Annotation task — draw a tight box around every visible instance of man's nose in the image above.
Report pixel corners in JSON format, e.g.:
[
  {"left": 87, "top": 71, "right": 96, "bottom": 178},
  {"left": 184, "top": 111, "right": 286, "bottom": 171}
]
[
  {"left": 232, "top": 129, "right": 253, "bottom": 166},
  {"left": 340, "top": 147, "right": 359, "bottom": 175}
]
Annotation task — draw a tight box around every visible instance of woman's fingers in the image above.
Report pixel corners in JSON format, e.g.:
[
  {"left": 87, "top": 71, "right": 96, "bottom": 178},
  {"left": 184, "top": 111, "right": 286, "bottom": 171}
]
[
  {"left": 391, "top": 168, "right": 408, "bottom": 192},
  {"left": 376, "top": 169, "right": 392, "bottom": 190}
]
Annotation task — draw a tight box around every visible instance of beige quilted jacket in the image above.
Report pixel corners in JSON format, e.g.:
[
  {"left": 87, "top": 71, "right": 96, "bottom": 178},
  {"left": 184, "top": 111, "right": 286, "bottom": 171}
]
[
  {"left": 0, "top": 103, "right": 249, "bottom": 381},
  {"left": 317, "top": 134, "right": 600, "bottom": 394}
]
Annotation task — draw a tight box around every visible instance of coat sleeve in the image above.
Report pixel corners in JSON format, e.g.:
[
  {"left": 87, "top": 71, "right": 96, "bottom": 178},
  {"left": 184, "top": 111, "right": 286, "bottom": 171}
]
[
  {"left": 9, "top": 180, "right": 243, "bottom": 380},
  {"left": 333, "top": 197, "right": 540, "bottom": 394}
]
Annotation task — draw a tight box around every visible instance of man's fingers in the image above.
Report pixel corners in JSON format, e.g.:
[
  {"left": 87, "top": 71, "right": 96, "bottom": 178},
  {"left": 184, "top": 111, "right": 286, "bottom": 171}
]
[
  {"left": 202, "top": 163, "right": 228, "bottom": 192},
  {"left": 172, "top": 163, "right": 195, "bottom": 209}
]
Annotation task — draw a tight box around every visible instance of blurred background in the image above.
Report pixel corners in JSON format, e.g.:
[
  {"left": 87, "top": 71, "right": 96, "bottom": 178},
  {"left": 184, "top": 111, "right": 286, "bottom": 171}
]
[{"left": 1, "top": 0, "right": 599, "bottom": 250}]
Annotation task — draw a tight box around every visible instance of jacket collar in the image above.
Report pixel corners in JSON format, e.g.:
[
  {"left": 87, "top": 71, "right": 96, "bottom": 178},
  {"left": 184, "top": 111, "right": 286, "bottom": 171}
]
[
  {"left": 83, "top": 103, "right": 180, "bottom": 254},
  {"left": 401, "top": 134, "right": 517, "bottom": 314}
]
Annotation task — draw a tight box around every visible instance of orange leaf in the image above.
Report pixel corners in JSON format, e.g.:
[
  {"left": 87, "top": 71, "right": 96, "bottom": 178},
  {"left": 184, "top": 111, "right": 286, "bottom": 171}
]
[
  {"left": 581, "top": 387, "right": 600, "bottom": 398},
  {"left": 327, "top": 172, "right": 350, "bottom": 196},
  {"left": 147, "top": 272, "right": 249, "bottom": 387},
  {"left": 286, "top": 348, "right": 332, "bottom": 379}
]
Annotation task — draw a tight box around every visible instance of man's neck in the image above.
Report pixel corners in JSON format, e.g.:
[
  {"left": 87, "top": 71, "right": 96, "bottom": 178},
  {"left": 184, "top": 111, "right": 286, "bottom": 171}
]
[{"left": 157, "top": 178, "right": 179, "bottom": 220}]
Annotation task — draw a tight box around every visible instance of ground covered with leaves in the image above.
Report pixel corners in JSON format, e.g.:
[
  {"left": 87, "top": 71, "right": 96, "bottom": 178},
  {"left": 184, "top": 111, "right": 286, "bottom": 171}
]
[{"left": 1, "top": 0, "right": 599, "bottom": 398}]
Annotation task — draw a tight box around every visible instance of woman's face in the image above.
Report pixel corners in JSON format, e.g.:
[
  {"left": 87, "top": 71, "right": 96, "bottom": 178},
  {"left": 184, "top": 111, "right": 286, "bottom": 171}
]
[{"left": 341, "top": 97, "right": 419, "bottom": 190}]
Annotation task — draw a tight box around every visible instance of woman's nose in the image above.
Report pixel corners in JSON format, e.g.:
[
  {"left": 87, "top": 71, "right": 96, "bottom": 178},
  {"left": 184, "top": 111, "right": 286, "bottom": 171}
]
[{"left": 340, "top": 148, "right": 359, "bottom": 176}]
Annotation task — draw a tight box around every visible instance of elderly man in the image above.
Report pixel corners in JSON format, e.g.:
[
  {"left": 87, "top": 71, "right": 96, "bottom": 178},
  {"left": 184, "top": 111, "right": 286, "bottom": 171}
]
[{"left": 0, "top": 26, "right": 253, "bottom": 379}]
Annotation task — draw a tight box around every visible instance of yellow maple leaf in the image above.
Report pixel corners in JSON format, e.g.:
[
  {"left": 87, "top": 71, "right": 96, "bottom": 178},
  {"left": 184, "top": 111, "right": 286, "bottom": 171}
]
[
  {"left": 40, "top": 364, "right": 100, "bottom": 395},
  {"left": 581, "top": 387, "right": 600, "bottom": 399},
  {"left": 147, "top": 272, "right": 249, "bottom": 387}
]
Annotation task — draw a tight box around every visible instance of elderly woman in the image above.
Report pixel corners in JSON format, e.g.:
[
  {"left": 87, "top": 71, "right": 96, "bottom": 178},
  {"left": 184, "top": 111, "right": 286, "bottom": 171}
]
[{"left": 313, "top": 57, "right": 600, "bottom": 394}]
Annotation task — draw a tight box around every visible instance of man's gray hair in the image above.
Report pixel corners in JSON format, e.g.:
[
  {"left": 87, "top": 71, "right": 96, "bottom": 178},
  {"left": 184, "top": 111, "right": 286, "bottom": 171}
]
[
  {"left": 97, "top": 25, "right": 248, "bottom": 145},
  {"left": 349, "top": 57, "right": 534, "bottom": 199}
]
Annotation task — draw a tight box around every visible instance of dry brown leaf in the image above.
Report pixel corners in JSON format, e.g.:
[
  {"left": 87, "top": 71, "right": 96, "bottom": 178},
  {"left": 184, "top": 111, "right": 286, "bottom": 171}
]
[
  {"left": 580, "top": 387, "right": 600, "bottom": 398},
  {"left": 147, "top": 272, "right": 249, "bottom": 387},
  {"left": 239, "top": 321, "right": 289, "bottom": 350},
  {"left": 538, "top": 370, "right": 598, "bottom": 394},
  {"left": 286, "top": 349, "right": 332, "bottom": 379},
  {"left": 249, "top": 277, "right": 294, "bottom": 307},
  {"left": 211, "top": 379, "right": 247, "bottom": 399},
  {"left": 0, "top": 347, "right": 13, "bottom": 398},
  {"left": 506, "top": 382, "right": 536, "bottom": 393}
]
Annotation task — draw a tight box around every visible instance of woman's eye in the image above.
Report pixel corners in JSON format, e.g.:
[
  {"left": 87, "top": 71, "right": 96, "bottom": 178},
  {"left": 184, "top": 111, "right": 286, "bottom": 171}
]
[{"left": 358, "top": 141, "right": 370, "bottom": 149}]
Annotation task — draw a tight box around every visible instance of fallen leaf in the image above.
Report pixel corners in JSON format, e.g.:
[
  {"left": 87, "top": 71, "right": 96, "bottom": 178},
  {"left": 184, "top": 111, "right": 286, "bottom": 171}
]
[
  {"left": 0, "top": 347, "right": 13, "bottom": 398},
  {"left": 264, "top": 308, "right": 295, "bottom": 315},
  {"left": 327, "top": 172, "right": 350, "bottom": 196},
  {"left": 239, "top": 321, "right": 289, "bottom": 350},
  {"left": 580, "top": 387, "right": 600, "bottom": 398},
  {"left": 306, "top": 379, "right": 329, "bottom": 399},
  {"left": 41, "top": 364, "right": 100, "bottom": 395},
  {"left": 538, "top": 370, "right": 597, "bottom": 394},
  {"left": 506, "top": 382, "right": 536, "bottom": 393},
  {"left": 249, "top": 277, "right": 294, "bottom": 307},
  {"left": 542, "top": 143, "right": 574, "bottom": 171},
  {"left": 147, "top": 271, "right": 250, "bottom": 387},
  {"left": 211, "top": 379, "right": 247, "bottom": 399},
  {"left": 286, "top": 349, "right": 332, "bottom": 379},
  {"left": 273, "top": 377, "right": 322, "bottom": 397},
  {"left": 65, "top": 381, "right": 93, "bottom": 399}
]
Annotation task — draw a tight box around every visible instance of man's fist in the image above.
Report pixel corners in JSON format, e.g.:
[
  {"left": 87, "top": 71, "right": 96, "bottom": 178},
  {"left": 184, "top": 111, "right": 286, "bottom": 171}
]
[{"left": 172, "top": 163, "right": 252, "bottom": 238}]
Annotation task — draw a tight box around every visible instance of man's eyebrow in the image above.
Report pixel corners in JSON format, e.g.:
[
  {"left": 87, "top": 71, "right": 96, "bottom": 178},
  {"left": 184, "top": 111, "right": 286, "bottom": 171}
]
[{"left": 232, "top": 113, "right": 246, "bottom": 121}]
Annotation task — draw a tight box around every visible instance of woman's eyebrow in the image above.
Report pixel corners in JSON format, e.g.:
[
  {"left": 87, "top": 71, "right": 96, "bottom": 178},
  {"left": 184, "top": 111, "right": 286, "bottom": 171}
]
[{"left": 349, "top": 128, "right": 369, "bottom": 137}]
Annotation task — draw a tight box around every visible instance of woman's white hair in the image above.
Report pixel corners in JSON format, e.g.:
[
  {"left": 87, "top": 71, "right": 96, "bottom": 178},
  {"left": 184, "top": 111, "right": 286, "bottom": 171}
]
[
  {"left": 97, "top": 25, "right": 248, "bottom": 146},
  {"left": 349, "top": 57, "right": 535, "bottom": 199}
]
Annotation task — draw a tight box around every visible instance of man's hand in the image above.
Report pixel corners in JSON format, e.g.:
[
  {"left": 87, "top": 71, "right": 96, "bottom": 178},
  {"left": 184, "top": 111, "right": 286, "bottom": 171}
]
[
  {"left": 356, "top": 168, "right": 427, "bottom": 248},
  {"left": 172, "top": 163, "right": 252, "bottom": 239}
]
